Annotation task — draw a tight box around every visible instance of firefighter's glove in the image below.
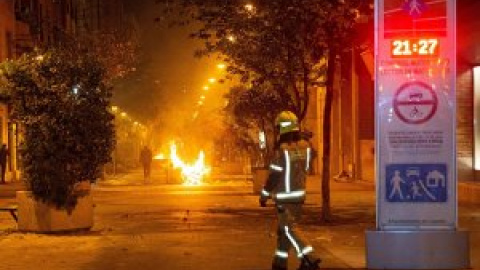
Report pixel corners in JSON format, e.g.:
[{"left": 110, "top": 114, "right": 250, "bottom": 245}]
[{"left": 259, "top": 197, "right": 268, "bottom": 207}]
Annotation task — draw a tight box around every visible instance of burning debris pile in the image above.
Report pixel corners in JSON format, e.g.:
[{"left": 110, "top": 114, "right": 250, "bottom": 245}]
[{"left": 169, "top": 143, "right": 210, "bottom": 186}]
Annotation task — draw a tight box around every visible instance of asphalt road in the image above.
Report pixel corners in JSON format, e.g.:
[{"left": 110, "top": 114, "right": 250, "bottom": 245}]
[{"left": 0, "top": 170, "right": 478, "bottom": 270}]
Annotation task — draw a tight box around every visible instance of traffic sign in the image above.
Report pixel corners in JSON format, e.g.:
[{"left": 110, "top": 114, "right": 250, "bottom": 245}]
[
  {"left": 384, "top": 0, "right": 447, "bottom": 38},
  {"left": 375, "top": 0, "right": 456, "bottom": 230},
  {"left": 393, "top": 81, "right": 437, "bottom": 124},
  {"left": 369, "top": 2, "right": 470, "bottom": 269},
  {"left": 386, "top": 163, "right": 447, "bottom": 203},
  {"left": 403, "top": 0, "right": 427, "bottom": 18}
]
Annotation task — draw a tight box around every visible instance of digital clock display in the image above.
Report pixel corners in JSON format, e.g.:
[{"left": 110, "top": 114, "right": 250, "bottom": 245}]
[{"left": 391, "top": 39, "right": 439, "bottom": 58}]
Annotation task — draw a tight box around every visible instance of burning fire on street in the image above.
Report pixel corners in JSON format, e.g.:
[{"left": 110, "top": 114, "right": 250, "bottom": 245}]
[
  {"left": 153, "top": 153, "right": 165, "bottom": 160},
  {"left": 169, "top": 142, "right": 210, "bottom": 186}
]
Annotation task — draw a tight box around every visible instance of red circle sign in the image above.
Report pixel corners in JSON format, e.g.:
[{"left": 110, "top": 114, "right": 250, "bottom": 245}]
[{"left": 393, "top": 81, "right": 437, "bottom": 124}]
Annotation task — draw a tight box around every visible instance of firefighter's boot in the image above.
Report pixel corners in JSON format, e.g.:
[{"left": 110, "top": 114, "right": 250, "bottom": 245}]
[
  {"left": 272, "top": 263, "right": 287, "bottom": 270},
  {"left": 298, "top": 256, "right": 321, "bottom": 270}
]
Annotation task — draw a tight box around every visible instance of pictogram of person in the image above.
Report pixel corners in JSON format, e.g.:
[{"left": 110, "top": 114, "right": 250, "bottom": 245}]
[
  {"left": 411, "top": 181, "right": 422, "bottom": 199},
  {"left": 409, "top": 0, "right": 422, "bottom": 16},
  {"left": 389, "top": 170, "right": 406, "bottom": 200}
]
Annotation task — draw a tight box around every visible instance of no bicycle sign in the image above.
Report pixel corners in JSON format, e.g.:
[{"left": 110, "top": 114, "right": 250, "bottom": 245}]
[{"left": 393, "top": 81, "right": 438, "bottom": 125}]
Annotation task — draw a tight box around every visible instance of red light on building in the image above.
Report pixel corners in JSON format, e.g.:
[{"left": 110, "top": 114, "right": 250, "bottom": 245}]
[{"left": 384, "top": 0, "right": 447, "bottom": 39}]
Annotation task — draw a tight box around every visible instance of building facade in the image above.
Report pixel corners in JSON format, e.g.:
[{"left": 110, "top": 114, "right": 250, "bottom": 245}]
[
  {"left": 0, "top": 0, "right": 125, "bottom": 182},
  {"left": 0, "top": 0, "right": 19, "bottom": 181},
  {"left": 322, "top": 0, "right": 480, "bottom": 189},
  {"left": 456, "top": 0, "right": 480, "bottom": 183}
]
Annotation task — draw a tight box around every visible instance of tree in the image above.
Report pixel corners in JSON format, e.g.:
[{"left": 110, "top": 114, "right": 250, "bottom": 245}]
[
  {"left": 56, "top": 29, "right": 139, "bottom": 85},
  {"left": 158, "top": 0, "right": 372, "bottom": 221},
  {"left": 224, "top": 83, "right": 287, "bottom": 166},
  {"left": 159, "top": 0, "right": 328, "bottom": 121},
  {"left": 0, "top": 47, "right": 115, "bottom": 210},
  {"left": 80, "top": 30, "right": 139, "bottom": 84},
  {"left": 316, "top": 1, "right": 372, "bottom": 221}
]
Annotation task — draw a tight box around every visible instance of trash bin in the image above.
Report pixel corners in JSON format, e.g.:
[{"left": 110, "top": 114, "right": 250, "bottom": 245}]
[
  {"left": 252, "top": 167, "right": 269, "bottom": 195},
  {"left": 167, "top": 165, "right": 183, "bottom": 184}
]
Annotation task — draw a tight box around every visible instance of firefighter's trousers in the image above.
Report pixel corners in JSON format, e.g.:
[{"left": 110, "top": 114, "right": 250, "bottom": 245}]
[{"left": 272, "top": 203, "right": 315, "bottom": 268}]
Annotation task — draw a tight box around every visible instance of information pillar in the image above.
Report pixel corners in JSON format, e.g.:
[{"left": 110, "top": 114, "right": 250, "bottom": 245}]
[{"left": 366, "top": 0, "right": 470, "bottom": 269}]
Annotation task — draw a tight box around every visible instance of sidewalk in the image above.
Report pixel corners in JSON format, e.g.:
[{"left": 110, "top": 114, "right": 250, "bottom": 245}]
[
  {"left": 0, "top": 171, "right": 478, "bottom": 270},
  {"left": 0, "top": 181, "right": 26, "bottom": 201}
]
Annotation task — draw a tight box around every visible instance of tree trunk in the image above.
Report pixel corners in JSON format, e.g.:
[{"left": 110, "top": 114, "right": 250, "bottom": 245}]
[
  {"left": 298, "top": 63, "right": 310, "bottom": 122},
  {"left": 321, "top": 47, "right": 336, "bottom": 222}
]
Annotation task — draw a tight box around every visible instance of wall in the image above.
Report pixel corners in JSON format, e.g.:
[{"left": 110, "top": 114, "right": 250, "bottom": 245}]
[
  {"left": 456, "top": 0, "right": 480, "bottom": 182},
  {"left": 0, "top": 1, "right": 16, "bottom": 182},
  {"left": 0, "top": 0, "right": 15, "bottom": 60},
  {"left": 457, "top": 67, "right": 474, "bottom": 182},
  {"left": 350, "top": 0, "right": 480, "bottom": 185},
  {"left": 304, "top": 85, "right": 324, "bottom": 175},
  {"left": 356, "top": 48, "right": 375, "bottom": 182}
]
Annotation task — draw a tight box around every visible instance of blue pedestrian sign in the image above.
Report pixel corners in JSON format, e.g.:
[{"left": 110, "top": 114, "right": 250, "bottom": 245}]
[{"left": 386, "top": 164, "right": 447, "bottom": 203}]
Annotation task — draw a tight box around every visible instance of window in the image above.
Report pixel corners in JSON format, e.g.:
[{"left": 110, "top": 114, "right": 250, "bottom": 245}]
[
  {"left": 6, "top": 32, "right": 13, "bottom": 58},
  {"left": 474, "top": 67, "right": 480, "bottom": 169}
]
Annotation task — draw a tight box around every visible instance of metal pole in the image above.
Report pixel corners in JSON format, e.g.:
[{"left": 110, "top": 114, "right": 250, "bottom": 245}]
[
  {"left": 351, "top": 48, "right": 360, "bottom": 179},
  {"left": 335, "top": 59, "right": 350, "bottom": 180}
]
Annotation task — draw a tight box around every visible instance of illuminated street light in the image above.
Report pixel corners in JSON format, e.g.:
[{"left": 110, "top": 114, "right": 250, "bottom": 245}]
[
  {"left": 245, "top": 3, "right": 254, "bottom": 12},
  {"left": 244, "top": 3, "right": 256, "bottom": 17},
  {"left": 111, "top": 106, "right": 118, "bottom": 112},
  {"left": 217, "top": 63, "right": 226, "bottom": 70},
  {"left": 120, "top": 112, "right": 127, "bottom": 118},
  {"left": 208, "top": 78, "right": 217, "bottom": 84},
  {"left": 203, "top": 86, "right": 210, "bottom": 91},
  {"left": 200, "top": 95, "right": 206, "bottom": 100},
  {"left": 259, "top": 131, "right": 266, "bottom": 149},
  {"left": 227, "top": 35, "right": 236, "bottom": 43},
  {"left": 72, "top": 84, "right": 80, "bottom": 95},
  {"left": 198, "top": 100, "right": 204, "bottom": 105}
]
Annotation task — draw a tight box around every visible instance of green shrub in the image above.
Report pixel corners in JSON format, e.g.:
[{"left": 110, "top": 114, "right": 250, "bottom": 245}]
[{"left": 0, "top": 48, "right": 115, "bottom": 210}]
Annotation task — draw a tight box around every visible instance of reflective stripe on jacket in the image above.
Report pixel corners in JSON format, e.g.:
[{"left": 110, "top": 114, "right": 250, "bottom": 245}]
[{"left": 261, "top": 139, "right": 312, "bottom": 204}]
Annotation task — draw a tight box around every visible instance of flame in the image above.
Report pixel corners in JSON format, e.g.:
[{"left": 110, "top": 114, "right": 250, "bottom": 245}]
[
  {"left": 154, "top": 153, "right": 165, "bottom": 160},
  {"left": 170, "top": 143, "right": 210, "bottom": 186}
]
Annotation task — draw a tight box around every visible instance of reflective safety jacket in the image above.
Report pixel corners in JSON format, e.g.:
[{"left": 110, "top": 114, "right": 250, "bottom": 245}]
[{"left": 261, "top": 139, "right": 312, "bottom": 204}]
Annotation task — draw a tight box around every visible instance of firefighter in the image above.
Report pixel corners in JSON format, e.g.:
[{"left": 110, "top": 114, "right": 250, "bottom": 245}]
[{"left": 259, "top": 111, "right": 321, "bottom": 270}]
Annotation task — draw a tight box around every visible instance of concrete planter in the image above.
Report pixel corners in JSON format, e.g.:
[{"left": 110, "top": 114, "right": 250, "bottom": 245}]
[
  {"left": 252, "top": 168, "right": 269, "bottom": 194},
  {"left": 17, "top": 189, "right": 93, "bottom": 233}
]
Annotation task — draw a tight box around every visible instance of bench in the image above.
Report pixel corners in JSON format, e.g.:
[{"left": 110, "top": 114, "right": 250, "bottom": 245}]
[{"left": 0, "top": 204, "right": 18, "bottom": 222}]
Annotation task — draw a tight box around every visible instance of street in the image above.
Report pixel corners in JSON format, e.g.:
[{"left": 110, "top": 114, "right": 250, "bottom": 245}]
[
  {"left": 0, "top": 170, "right": 479, "bottom": 270},
  {"left": 0, "top": 1, "right": 478, "bottom": 269}
]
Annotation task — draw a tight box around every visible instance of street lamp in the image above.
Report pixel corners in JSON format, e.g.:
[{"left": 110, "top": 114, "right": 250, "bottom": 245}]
[
  {"left": 244, "top": 3, "right": 254, "bottom": 12},
  {"left": 244, "top": 3, "right": 256, "bottom": 17},
  {"left": 227, "top": 35, "right": 236, "bottom": 43},
  {"left": 203, "top": 86, "right": 210, "bottom": 91},
  {"left": 72, "top": 84, "right": 80, "bottom": 95},
  {"left": 208, "top": 78, "right": 216, "bottom": 84},
  {"left": 217, "top": 63, "right": 226, "bottom": 70}
]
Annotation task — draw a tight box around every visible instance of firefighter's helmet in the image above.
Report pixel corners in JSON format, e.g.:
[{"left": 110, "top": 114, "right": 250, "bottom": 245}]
[{"left": 275, "top": 111, "right": 299, "bottom": 135}]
